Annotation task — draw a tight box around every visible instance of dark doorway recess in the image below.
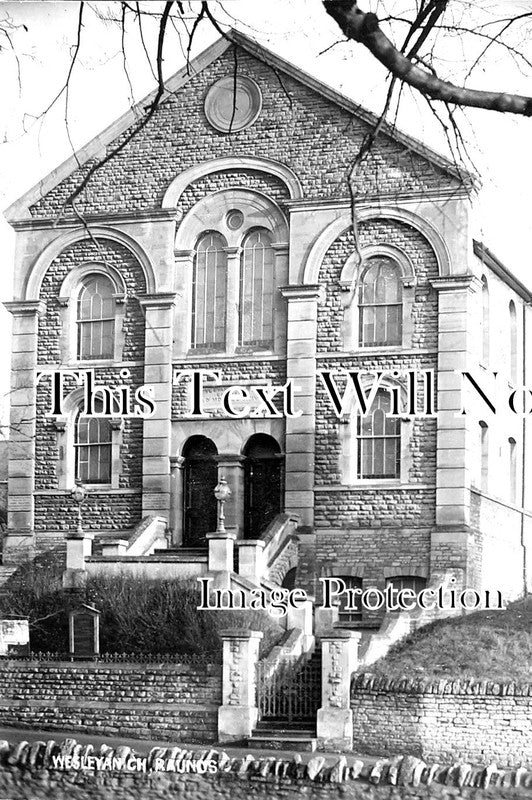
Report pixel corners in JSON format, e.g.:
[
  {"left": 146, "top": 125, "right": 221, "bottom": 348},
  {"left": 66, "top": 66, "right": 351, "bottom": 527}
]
[
  {"left": 183, "top": 435, "right": 218, "bottom": 547},
  {"left": 244, "top": 434, "right": 284, "bottom": 539}
]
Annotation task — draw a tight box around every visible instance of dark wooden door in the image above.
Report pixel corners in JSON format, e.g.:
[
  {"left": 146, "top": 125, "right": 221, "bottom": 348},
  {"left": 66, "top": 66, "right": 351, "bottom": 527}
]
[
  {"left": 183, "top": 437, "right": 218, "bottom": 547},
  {"left": 244, "top": 435, "right": 284, "bottom": 539}
]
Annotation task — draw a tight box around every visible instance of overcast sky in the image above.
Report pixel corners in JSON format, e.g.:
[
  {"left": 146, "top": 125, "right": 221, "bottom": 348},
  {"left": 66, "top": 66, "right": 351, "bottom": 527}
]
[{"left": 0, "top": 0, "right": 531, "bottom": 410}]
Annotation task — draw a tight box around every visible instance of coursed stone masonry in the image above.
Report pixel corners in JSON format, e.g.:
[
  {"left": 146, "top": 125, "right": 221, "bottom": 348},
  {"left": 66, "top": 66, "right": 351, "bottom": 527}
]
[{"left": 351, "top": 674, "right": 532, "bottom": 768}]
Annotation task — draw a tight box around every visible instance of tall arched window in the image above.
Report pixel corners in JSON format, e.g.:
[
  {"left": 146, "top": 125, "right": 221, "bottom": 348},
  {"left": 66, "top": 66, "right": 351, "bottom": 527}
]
[
  {"left": 357, "top": 390, "right": 400, "bottom": 479},
  {"left": 77, "top": 274, "right": 115, "bottom": 359},
  {"left": 192, "top": 232, "right": 227, "bottom": 349},
  {"left": 509, "top": 300, "right": 518, "bottom": 383},
  {"left": 509, "top": 437, "right": 517, "bottom": 503},
  {"left": 359, "top": 256, "right": 402, "bottom": 347},
  {"left": 75, "top": 411, "right": 112, "bottom": 484},
  {"left": 240, "top": 228, "right": 275, "bottom": 347},
  {"left": 481, "top": 276, "right": 489, "bottom": 364},
  {"left": 479, "top": 421, "right": 489, "bottom": 492}
]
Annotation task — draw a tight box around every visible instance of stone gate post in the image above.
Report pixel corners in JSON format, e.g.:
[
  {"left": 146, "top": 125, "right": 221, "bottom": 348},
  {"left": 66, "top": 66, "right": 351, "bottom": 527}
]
[
  {"left": 317, "top": 630, "right": 361, "bottom": 751},
  {"left": 218, "top": 629, "right": 263, "bottom": 743}
]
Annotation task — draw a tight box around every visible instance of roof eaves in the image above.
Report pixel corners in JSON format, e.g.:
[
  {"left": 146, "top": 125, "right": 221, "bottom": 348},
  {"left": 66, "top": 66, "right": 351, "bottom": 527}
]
[
  {"left": 473, "top": 239, "right": 532, "bottom": 302},
  {"left": 227, "top": 28, "right": 476, "bottom": 190},
  {"left": 4, "top": 35, "right": 232, "bottom": 222}
]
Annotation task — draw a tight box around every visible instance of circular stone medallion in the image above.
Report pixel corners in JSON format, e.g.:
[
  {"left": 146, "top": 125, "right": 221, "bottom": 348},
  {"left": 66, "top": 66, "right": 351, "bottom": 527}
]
[{"left": 204, "top": 76, "right": 262, "bottom": 133}]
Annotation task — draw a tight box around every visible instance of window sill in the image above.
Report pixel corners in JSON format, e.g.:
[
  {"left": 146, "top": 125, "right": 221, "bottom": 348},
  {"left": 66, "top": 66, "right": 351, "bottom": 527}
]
[{"left": 315, "top": 482, "right": 432, "bottom": 491}]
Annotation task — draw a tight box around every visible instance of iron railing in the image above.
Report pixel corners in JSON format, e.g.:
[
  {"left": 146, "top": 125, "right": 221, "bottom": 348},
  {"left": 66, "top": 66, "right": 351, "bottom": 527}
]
[{"left": 256, "top": 654, "right": 321, "bottom": 723}]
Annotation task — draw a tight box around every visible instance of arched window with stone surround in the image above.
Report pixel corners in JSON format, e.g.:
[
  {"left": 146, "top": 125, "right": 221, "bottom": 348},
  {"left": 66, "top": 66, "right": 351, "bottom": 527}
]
[
  {"left": 191, "top": 232, "right": 227, "bottom": 349},
  {"left": 357, "top": 390, "right": 400, "bottom": 479},
  {"left": 509, "top": 300, "right": 518, "bottom": 383},
  {"left": 479, "top": 420, "right": 489, "bottom": 492},
  {"left": 481, "top": 276, "right": 490, "bottom": 364},
  {"left": 239, "top": 228, "right": 275, "bottom": 348},
  {"left": 358, "top": 256, "right": 402, "bottom": 347},
  {"left": 508, "top": 437, "right": 517, "bottom": 503},
  {"left": 77, "top": 274, "right": 116, "bottom": 360},
  {"left": 74, "top": 408, "right": 112, "bottom": 485}
]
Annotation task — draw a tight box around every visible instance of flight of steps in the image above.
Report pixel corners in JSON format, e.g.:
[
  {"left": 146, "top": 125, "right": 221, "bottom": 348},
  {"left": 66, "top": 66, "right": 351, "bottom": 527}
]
[
  {"left": 246, "top": 648, "right": 321, "bottom": 752},
  {"left": 0, "top": 565, "right": 17, "bottom": 588}
]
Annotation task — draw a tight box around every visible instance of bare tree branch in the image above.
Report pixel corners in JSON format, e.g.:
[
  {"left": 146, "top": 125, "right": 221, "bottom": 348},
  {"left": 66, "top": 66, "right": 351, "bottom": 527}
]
[{"left": 324, "top": 0, "right": 532, "bottom": 115}]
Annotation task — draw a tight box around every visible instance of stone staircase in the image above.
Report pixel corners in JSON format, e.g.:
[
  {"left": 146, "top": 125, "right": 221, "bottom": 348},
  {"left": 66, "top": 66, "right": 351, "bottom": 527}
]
[
  {"left": 0, "top": 565, "right": 17, "bottom": 587},
  {"left": 247, "top": 648, "right": 321, "bottom": 751}
]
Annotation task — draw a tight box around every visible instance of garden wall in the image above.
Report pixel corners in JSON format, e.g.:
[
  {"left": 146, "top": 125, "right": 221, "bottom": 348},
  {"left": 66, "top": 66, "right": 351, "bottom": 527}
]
[
  {"left": 0, "top": 660, "right": 221, "bottom": 742},
  {"left": 351, "top": 674, "right": 532, "bottom": 767},
  {"left": 0, "top": 739, "right": 531, "bottom": 800}
]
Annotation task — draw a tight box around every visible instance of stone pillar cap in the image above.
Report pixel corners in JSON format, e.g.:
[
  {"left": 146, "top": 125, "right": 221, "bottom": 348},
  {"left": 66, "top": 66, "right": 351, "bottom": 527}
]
[
  {"left": 206, "top": 531, "right": 237, "bottom": 541},
  {"left": 321, "top": 630, "right": 362, "bottom": 641},
  {"left": 236, "top": 539, "right": 265, "bottom": 549},
  {"left": 220, "top": 629, "right": 264, "bottom": 640},
  {"left": 65, "top": 531, "right": 95, "bottom": 541}
]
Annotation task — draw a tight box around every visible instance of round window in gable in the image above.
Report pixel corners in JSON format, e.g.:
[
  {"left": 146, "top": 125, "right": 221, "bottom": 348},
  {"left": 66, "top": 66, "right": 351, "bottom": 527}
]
[
  {"left": 226, "top": 209, "right": 244, "bottom": 230},
  {"left": 204, "top": 76, "right": 262, "bottom": 133}
]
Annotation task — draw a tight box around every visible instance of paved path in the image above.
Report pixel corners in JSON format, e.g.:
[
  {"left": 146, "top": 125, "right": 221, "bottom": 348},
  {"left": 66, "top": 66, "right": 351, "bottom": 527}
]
[{"left": 0, "top": 726, "right": 376, "bottom": 766}]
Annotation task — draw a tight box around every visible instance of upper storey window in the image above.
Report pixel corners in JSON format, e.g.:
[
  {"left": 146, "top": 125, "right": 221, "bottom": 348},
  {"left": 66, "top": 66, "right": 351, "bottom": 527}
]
[
  {"left": 509, "top": 300, "right": 518, "bottom": 383},
  {"left": 240, "top": 228, "right": 275, "bottom": 348},
  {"left": 359, "top": 257, "right": 402, "bottom": 347},
  {"left": 192, "top": 232, "right": 228, "bottom": 350},
  {"left": 77, "top": 275, "right": 115, "bottom": 360},
  {"left": 481, "top": 275, "right": 490, "bottom": 365}
]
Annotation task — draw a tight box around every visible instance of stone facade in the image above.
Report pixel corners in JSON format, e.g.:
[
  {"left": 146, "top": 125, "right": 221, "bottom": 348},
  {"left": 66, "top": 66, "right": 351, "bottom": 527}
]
[
  {"left": 0, "top": 660, "right": 221, "bottom": 742},
  {"left": 3, "top": 30, "right": 532, "bottom": 605},
  {"left": 351, "top": 674, "right": 532, "bottom": 767}
]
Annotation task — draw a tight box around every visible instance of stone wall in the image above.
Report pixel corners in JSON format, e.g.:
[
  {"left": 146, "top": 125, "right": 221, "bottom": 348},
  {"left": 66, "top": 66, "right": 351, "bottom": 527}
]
[
  {"left": 0, "top": 738, "right": 531, "bottom": 800},
  {"left": 351, "top": 674, "right": 532, "bottom": 768},
  {"left": 0, "top": 661, "right": 221, "bottom": 743}
]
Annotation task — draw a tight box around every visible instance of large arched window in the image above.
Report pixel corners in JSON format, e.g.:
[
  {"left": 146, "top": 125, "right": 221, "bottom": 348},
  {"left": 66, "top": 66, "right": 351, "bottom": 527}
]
[
  {"left": 357, "top": 390, "right": 400, "bottom": 479},
  {"left": 509, "top": 437, "right": 517, "bottom": 503},
  {"left": 240, "top": 228, "right": 275, "bottom": 347},
  {"left": 359, "top": 256, "right": 402, "bottom": 347},
  {"left": 509, "top": 300, "right": 518, "bottom": 383},
  {"left": 481, "top": 276, "right": 489, "bottom": 364},
  {"left": 191, "top": 232, "right": 227, "bottom": 349},
  {"left": 75, "top": 411, "right": 112, "bottom": 484},
  {"left": 77, "top": 274, "right": 115, "bottom": 359},
  {"left": 479, "top": 420, "right": 489, "bottom": 492}
]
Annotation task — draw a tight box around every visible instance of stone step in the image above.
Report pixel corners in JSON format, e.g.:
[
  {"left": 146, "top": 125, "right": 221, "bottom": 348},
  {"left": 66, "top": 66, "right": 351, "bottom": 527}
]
[
  {"left": 255, "top": 720, "right": 315, "bottom": 731},
  {"left": 0, "top": 566, "right": 17, "bottom": 586},
  {"left": 246, "top": 734, "right": 317, "bottom": 752}
]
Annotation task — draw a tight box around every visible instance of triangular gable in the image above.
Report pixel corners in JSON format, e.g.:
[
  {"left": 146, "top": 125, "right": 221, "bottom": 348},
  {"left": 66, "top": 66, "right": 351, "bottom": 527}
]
[{"left": 5, "top": 28, "right": 471, "bottom": 222}]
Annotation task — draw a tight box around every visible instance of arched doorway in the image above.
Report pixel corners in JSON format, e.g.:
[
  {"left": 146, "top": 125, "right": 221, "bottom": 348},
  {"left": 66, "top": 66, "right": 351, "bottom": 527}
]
[
  {"left": 243, "top": 434, "right": 284, "bottom": 539},
  {"left": 183, "top": 436, "right": 218, "bottom": 547}
]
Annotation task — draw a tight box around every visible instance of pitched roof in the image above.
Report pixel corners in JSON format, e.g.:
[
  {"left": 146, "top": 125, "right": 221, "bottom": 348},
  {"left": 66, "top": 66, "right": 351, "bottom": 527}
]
[
  {"left": 5, "top": 28, "right": 472, "bottom": 222},
  {"left": 474, "top": 240, "right": 532, "bottom": 302}
]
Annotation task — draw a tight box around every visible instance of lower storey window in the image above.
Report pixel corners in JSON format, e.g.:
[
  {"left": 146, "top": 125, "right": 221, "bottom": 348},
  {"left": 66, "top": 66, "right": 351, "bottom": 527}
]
[
  {"left": 336, "top": 575, "right": 363, "bottom": 623},
  {"left": 386, "top": 575, "right": 427, "bottom": 600},
  {"left": 357, "top": 390, "right": 400, "bottom": 479}
]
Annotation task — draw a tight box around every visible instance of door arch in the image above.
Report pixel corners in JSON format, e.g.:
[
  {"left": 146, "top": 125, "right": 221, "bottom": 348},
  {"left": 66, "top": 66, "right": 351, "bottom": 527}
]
[
  {"left": 183, "top": 436, "right": 218, "bottom": 547},
  {"left": 243, "top": 434, "right": 284, "bottom": 539}
]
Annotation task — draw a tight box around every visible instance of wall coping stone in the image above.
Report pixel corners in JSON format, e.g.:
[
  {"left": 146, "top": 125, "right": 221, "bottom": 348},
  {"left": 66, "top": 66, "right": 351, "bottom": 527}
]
[
  {"left": 1, "top": 738, "right": 532, "bottom": 789},
  {"left": 352, "top": 672, "right": 532, "bottom": 697}
]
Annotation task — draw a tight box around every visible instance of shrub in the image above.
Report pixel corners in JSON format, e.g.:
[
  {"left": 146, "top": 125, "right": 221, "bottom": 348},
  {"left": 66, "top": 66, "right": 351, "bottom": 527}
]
[{"left": 0, "top": 569, "right": 284, "bottom": 658}]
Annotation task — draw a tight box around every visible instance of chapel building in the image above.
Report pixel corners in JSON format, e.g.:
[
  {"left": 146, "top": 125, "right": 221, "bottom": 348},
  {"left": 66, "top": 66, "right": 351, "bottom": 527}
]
[{"left": 3, "top": 31, "right": 531, "bottom": 615}]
